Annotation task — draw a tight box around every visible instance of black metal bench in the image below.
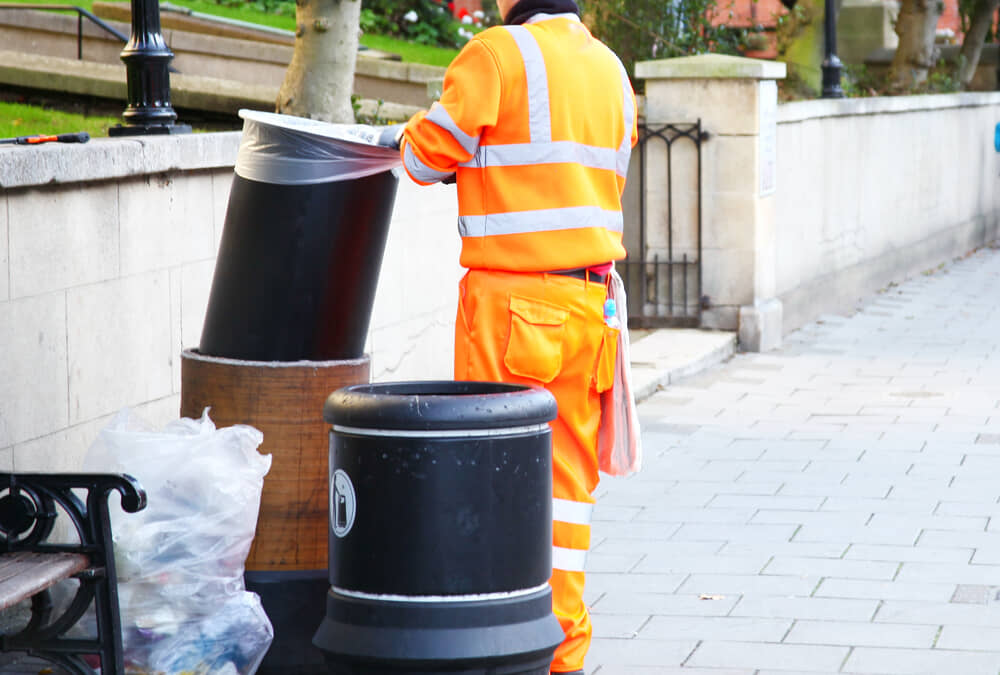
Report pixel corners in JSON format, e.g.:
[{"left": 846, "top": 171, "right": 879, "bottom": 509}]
[{"left": 0, "top": 472, "right": 146, "bottom": 675}]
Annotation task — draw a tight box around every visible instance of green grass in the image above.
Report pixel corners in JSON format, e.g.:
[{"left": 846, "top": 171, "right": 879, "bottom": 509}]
[
  {"left": 0, "top": 100, "right": 121, "bottom": 138},
  {"left": 5, "top": 0, "right": 460, "bottom": 66}
]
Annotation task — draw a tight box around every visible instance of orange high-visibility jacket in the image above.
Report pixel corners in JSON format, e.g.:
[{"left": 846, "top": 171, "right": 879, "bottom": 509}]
[{"left": 401, "top": 13, "right": 638, "bottom": 272}]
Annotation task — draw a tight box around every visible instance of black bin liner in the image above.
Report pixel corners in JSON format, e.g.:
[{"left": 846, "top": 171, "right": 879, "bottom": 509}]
[{"left": 200, "top": 110, "right": 402, "bottom": 361}]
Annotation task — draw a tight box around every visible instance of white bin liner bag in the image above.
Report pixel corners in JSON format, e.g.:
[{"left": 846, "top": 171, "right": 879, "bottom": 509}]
[
  {"left": 85, "top": 408, "right": 274, "bottom": 675},
  {"left": 234, "top": 109, "right": 403, "bottom": 185}
]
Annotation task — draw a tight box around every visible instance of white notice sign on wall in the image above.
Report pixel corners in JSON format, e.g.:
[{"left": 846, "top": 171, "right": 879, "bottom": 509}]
[{"left": 759, "top": 79, "right": 777, "bottom": 197}]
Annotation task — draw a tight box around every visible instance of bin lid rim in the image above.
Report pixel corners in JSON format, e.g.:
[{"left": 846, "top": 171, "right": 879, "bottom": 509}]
[{"left": 323, "top": 380, "right": 558, "bottom": 429}]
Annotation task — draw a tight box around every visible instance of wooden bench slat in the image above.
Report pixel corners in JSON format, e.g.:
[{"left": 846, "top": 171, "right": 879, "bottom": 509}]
[{"left": 0, "top": 552, "right": 90, "bottom": 611}]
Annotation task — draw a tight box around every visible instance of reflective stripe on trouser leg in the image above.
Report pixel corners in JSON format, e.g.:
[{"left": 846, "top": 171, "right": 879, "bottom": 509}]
[
  {"left": 551, "top": 501, "right": 593, "bottom": 672},
  {"left": 453, "top": 269, "right": 605, "bottom": 673},
  {"left": 551, "top": 447, "right": 597, "bottom": 672}
]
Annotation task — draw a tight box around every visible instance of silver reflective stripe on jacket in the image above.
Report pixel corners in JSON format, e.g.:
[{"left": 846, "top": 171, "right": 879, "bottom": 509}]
[
  {"left": 459, "top": 207, "right": 624, "bottom": 237},
  {"left": 505, "top": 25, "right": 552, "bottom": 144},
  {"left": 404, "top": 144, "right": 454, "bottom": 184},
  {"left": 403, "top": 103, "right": 480, "bottom": 181},
  {"left": 617, "top": 60, "right": 635, "bottom": 177},
  {"left": 461, "top": 142, "right": 618, "bottom": 173},
  {"left": 426, "top": 103, "right": 481, "bottom": 155}
]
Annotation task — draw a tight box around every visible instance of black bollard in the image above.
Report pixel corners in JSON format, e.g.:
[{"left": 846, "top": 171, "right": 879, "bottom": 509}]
[{"left": 315, "top": 381, "right": 565, "bottom": 674}]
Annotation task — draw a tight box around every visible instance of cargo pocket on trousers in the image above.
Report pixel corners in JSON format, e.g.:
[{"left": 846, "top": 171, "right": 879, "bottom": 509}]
[
  {"left": 595, "top": 324, "right": 619, "bottom": 393},
  {"left": 504, "top": 294, "right": 568, "bottom": 384}
]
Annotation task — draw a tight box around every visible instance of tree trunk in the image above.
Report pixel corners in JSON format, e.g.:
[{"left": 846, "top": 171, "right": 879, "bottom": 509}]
[
  {"left": 888, "top": 0, "right": 941, "bottom": 91},
  {"left": 958, "top": 0, "right": 1000, "bottom": 88},
  {"left": 775, "top": 0, "right": 826, "bottom": 97},
  {"left": 276, "top": 0, "right": 360, "bottom": 123}
]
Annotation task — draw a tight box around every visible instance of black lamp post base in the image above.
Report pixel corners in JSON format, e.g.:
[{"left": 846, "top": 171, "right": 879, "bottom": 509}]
[
  {"left": 109, "top": 122, "right": 192, "bottom": 136},
  {"left": 821, "top": 58, "right": 845, "bottom": 99}
]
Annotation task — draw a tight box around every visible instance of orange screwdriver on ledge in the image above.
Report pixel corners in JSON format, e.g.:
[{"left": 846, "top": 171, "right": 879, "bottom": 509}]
[{"left": 0, "top": 131, "right": 90, "bottom": 145}]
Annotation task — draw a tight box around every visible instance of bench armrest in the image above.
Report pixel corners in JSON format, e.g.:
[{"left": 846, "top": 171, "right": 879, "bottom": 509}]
[
  {"left": 0, "top": 473, "right": 147, "bottom": 674},
  {"left": 0, "top": 472, "right": 147, "bottom": 554}
]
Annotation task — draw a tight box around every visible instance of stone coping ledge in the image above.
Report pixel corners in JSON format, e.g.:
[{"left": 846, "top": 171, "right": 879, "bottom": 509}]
[
  {"left": 0, "top": 132, "right": 242, "bottom": 190},
  {"left": 779, "top": 91, "right": 1000, "bottom": 123},
  {"left": 636, "top": 54, "right": 787, "bottom": 81}
]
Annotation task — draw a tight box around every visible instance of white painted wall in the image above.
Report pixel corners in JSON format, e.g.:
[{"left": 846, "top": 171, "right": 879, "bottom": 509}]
[
  {"left": 0, "top": 132, "right": 460, "bottom": 472},
  {"left": 774, "top": 93, "right": 1000, "bottom": 329}
]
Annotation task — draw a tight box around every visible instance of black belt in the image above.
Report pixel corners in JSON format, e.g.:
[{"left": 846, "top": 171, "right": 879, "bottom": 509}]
[{"left": 551, "top": 268, "right": 608, "bottom": 283}]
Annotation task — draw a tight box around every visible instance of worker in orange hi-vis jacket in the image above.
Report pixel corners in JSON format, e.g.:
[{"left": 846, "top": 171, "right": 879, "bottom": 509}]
[{"left": 379, "top": 1, "right": 638, "bottom": 672}]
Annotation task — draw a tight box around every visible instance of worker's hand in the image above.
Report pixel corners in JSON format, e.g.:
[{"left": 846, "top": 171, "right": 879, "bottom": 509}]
[{"left": 377, "top": 124, "right": 406, "bottom": 150}]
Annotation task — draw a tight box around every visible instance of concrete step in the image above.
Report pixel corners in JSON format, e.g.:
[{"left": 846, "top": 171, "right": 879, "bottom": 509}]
[
  {"left": 629, "top": 328, "right": 737, "bottom": 402},
  {"left": 0, "top": 49, "right": 420, "bottom": 122}
]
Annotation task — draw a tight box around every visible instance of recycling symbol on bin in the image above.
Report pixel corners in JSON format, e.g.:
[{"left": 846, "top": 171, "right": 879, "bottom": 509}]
[{"left": 330, "top": 469, "right": 357, "bottom": 538}]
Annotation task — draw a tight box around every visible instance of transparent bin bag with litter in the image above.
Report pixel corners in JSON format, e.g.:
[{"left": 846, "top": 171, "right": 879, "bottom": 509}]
[
  {"left": 234, "top": 109, "right": 403, "bottom": 185},
  {"left": 84, "top": 408, "right": 274, "bottom": 675}
]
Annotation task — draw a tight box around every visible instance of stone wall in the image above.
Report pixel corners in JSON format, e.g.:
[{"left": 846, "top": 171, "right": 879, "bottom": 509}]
[
  {"left": 775, "top": 93, "right": 1000, "bottom": 330},
  {"left": 636, "top": 54, "right": 1000, "bottom": 350},
  {"left": 0, "top": 132, "right": 460, "bottom": 472}
]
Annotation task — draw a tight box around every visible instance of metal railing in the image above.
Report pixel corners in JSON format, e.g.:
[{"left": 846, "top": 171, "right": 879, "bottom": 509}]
[
  {"left": 0, "top": 3, "right": 127, "bottom": 59},
  {"left": 620, "top": 120, "right": 709, "bottom": 329}
]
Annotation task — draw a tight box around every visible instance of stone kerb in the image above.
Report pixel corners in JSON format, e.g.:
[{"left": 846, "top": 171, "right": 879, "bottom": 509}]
[{"left": 635, "top": 54, "right": 786, "bottom": 352}]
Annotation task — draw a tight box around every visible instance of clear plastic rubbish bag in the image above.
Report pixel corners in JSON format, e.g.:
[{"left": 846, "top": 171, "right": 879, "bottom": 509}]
[
  {"left": 85, "top": 408, "right": 274, "bottom": 675},
  {"left": 597, "top": 268, "right": 643, "bottom": 477}
]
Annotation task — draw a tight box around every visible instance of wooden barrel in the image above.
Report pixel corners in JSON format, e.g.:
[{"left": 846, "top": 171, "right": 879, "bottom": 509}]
[
  {"left": 179, "top": 348, "right": 369, "bottom": 570},
  {"left": 180, "top": 348, "right": 369, "bottom": 674}
]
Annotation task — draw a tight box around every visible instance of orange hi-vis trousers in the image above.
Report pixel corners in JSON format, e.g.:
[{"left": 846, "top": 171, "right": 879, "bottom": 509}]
[{"left": 454, "top": 269, "right": 618, "bottom": 673}]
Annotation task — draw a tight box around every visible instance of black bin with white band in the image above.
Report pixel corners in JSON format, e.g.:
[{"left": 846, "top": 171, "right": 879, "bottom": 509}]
[{"left": 314, "top": 381, "right": 565, "bottom": 674}]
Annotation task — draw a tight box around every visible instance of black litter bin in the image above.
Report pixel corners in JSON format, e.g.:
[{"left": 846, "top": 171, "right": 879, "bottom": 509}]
[
  {"left": 199, "top": 110, "right": 401, "bottom": 361},
  {"left": 185, "top": 110, "right": 402, "bottom": 674},
  {"left": 315, "top": 381, "right": 565, "bottom": 674}
]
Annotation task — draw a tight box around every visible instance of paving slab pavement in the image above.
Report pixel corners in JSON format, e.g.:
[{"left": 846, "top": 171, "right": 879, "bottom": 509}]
[{"left": 587, "top": 243, "right": 1000, "bottom": 674}]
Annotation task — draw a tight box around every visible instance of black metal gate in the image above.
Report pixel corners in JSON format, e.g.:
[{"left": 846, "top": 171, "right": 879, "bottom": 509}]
[{"left": 619, "top": 120, "right": 707, "bottom": 328}]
